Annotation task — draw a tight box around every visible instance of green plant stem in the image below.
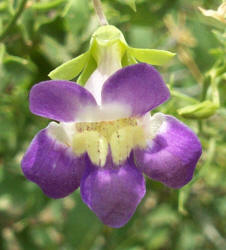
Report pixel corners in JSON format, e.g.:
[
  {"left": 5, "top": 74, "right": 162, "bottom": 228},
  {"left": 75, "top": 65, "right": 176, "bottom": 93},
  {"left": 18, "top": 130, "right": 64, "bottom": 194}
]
[
  {"left": 170, "top": 90, "right": 199, "bottom": 104},
  {"left": 178, "top": 138, "right": 216, "bottom": 214},
  {"left": 0, "top": 0, "right": 28, "bottom": 42},
  {"left": 92, "top": 0, "right": 108, "bottom": 25},
  {"left": 198, "top": 120, "right": 203, "bottom": 135}
]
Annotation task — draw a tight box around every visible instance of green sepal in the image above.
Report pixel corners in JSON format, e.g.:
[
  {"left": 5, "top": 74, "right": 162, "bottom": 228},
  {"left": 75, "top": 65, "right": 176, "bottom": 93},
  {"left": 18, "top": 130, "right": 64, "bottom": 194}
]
[
  {"left": 48, "top": 51, "right": 89, "bottom": 80},
  {"left": 129, "top": 47, "right": 175, "bottom": 65},
  {"left": 90, "top": 25, "right": 127, "bottom": 64},
  {"left": 122, "top": 51, "right": 137, "bottom": 67},
  {"left": 177, "top": 100, "right": 219, "bottom": 119},
  {"left": 77, "top": 55, "right": 97, "bottom": 86}
]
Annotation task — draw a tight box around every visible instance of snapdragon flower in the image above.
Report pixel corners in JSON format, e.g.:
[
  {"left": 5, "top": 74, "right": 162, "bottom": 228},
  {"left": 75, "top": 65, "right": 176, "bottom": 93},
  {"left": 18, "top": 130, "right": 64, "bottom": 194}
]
[{"left": 22, "top": 26, "right": 202, "bottom": 228}]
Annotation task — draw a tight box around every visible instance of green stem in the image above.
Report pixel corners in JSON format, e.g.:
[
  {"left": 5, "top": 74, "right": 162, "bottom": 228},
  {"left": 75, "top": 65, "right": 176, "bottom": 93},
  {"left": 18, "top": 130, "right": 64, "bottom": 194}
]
[
  {"left": 170, "top": 90, "right": 199, "bottom": 104},
  {"left": 178, "top": 138, "right": 216, "bottom": 214},
  {"left": 201, "top": 75, "right": 210, "bottom": 101},
  {"left": 198, "top": 120, "right": 203, "bottom": 135},
  {"left": 210, "top": 76, "right": 220, "bottom": 107},
  {"left": 92, "top": 0, "right": 108, "bottom": 26},
  {"left": 0, "top": 0, "right": 28, "bottom": 42}
]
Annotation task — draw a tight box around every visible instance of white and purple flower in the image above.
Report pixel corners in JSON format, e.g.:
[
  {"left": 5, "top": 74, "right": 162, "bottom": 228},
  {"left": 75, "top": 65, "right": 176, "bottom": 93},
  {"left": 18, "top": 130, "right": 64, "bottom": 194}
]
[{"left": 21, "top": 62, "right": 202, "bottom": 228}]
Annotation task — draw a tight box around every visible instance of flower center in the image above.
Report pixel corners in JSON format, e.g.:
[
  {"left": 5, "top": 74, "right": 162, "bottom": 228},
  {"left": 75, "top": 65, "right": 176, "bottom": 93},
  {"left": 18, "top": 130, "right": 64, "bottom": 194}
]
[{"left": 72, "top": 118, "right": 146, "bottom": 167}]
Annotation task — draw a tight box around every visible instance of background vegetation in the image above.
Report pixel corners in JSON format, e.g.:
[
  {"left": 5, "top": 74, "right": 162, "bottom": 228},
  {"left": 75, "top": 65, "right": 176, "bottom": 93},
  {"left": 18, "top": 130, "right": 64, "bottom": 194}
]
[{"left": 0, "top": 0, "right": 225, "bottom": 249}]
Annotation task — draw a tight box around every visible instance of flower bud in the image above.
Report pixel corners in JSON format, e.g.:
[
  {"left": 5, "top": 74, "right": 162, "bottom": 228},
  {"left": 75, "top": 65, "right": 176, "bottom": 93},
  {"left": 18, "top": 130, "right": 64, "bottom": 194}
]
[{"left": 177, "top": 100, "right": 218, "bottom": 119}]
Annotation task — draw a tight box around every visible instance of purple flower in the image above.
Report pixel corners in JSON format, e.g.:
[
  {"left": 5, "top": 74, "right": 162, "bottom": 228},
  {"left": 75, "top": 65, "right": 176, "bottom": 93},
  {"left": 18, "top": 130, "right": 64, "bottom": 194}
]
[{"left": 22, "top": 63, "right": 202, "bottom": 228}]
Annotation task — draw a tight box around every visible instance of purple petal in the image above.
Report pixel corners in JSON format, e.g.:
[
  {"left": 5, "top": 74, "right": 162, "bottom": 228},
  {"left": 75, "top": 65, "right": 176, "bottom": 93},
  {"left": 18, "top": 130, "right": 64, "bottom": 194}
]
[
  {"left": 21, "top": 127, "right": 85, "bottom": 198},
  {"left": 134, "top": 114, "right": 202, "bottom": 188},
  {"left": 101, "top": 63, "right": 170, "bottom": 117},
  {"left": 80, "top": 156, "right": 146, "bottom": 228},
  {"left": 29, "top": 80, "right": 97, "bottom": 122}
]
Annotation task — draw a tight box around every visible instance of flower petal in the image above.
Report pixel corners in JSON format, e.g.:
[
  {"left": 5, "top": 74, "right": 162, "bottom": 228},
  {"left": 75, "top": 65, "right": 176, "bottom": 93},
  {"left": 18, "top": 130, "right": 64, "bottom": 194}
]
[
  {"left": 29, "top": 80, "right": 97, "bottom": 122},
  {"left": 80, "top": 156, "right": 146, "bottom": 228},
  {"left": 21, "top": 125, "right": 85, "bottom": 198},
  {"left": 101, "top": 63, "right": 170, "bottom": 117},
  {"left": 134, "top": 113, "right": 202, "bottom": 188}
]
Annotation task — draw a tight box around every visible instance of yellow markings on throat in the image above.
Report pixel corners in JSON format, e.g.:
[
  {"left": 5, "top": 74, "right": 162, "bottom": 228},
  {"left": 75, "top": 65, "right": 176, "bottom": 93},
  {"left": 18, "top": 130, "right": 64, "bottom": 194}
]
[
  {"left": 72, "top": 118, "right": 146, "bottom": 167},
  {"left": 110, "top": 126, "right": 146, "bottom": 165},
  {"left": 72, "top": 131, "right": 108, "bottom": 167}
]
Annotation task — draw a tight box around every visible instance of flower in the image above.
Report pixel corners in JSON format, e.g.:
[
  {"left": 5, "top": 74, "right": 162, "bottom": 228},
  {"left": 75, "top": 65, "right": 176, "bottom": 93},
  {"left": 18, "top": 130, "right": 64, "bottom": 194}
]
[
  {"left": 22, "top": 62, "right": 202, "bottom": 228},
  {"left": 199, "top": 2, "right": 226, "bottom": 24}
]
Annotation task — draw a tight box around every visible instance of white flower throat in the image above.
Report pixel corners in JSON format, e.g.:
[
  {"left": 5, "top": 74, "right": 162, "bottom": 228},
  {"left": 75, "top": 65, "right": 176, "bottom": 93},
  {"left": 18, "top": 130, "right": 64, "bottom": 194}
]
[
  {"left": 48, "top": 113, "right": 166, "bottom": 167},
  {"left": 48, "top": 118, "right": 147, "bottom": 167},
  {"left": 84, "top": 43, "right": 122, "bottom": 106}
]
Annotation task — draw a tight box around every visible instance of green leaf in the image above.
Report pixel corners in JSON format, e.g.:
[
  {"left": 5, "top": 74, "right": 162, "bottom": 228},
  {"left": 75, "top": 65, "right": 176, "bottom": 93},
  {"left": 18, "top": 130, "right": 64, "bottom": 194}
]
[
  {"left": 0, "top": 2, "right": 7, "bottom": 11},
  {"left": 3, "top": 54, "right": 37, "bottom": 72},
  {"left": 129, "top": 47, "right": 175, "bottom": 65},
  {"left": 31, "top": 0, "right": 67, "bottom": 11},
  {"left": 48, "top": 51, "right": 89, "bottom": 80},
  {"left": 126, "top": 0, "right": 136, "bottom": 11},
  {"left": 63, "top": 0, "right": 90, "bottom": 37},
  {"left": 117, "top": 0, "right": 136, "bottom": 11},
  {"left": 212, "top": 30, "right": 226, "bottom": 46},
  {"left": 42, "top": 35, "right": 72, "bottom": 66}
]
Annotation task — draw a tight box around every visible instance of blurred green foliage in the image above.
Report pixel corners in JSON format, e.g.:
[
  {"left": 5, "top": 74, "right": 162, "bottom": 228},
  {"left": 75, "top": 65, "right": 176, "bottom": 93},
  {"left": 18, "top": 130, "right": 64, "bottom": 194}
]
[{"left": 0, "top": 0, "right": 225, "bottom": 249}]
